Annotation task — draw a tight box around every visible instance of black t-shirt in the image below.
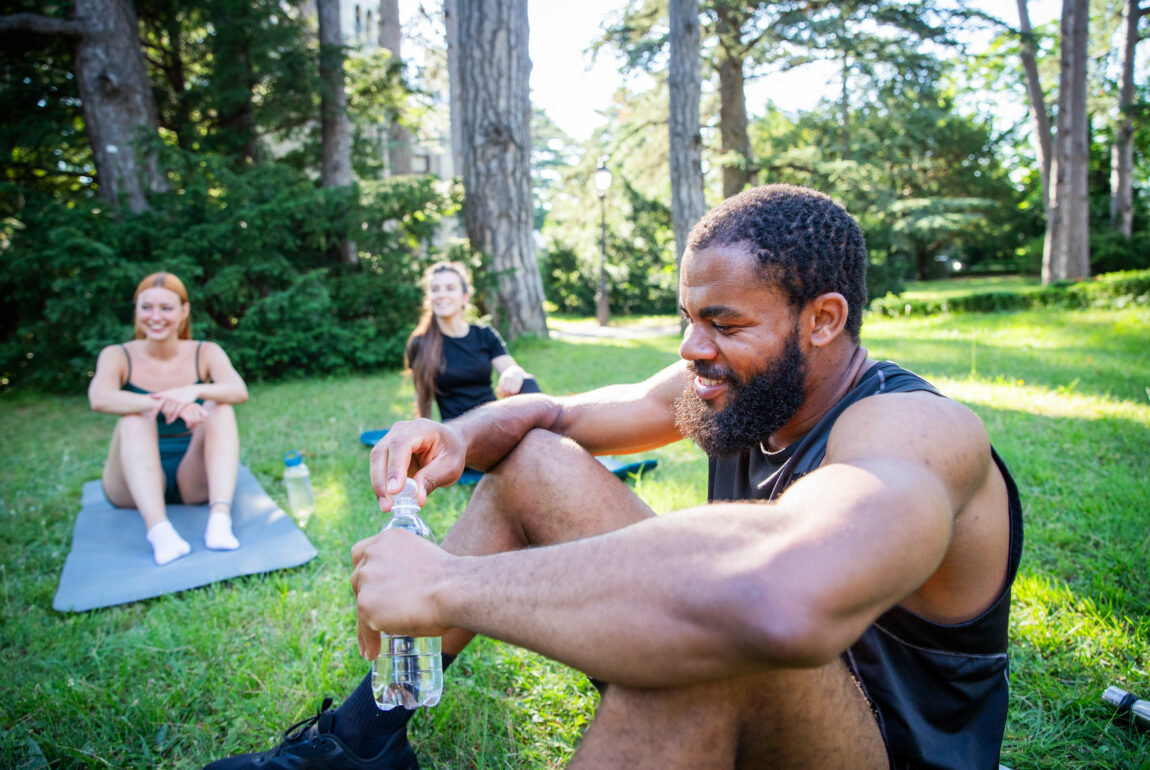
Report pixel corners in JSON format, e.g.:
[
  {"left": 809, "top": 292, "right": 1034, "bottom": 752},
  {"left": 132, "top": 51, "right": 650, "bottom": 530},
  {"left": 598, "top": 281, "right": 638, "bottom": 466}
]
[{"left": 433, "top": 325, "right": 509, "bottom": 420}]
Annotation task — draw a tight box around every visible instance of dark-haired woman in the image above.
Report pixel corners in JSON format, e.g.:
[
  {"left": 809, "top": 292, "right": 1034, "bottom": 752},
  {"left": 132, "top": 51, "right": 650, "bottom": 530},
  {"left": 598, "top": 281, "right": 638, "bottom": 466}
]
[
  {"left": 88, "top": 272, "right": 249, "bottom": 565},
  {"left": 405, "top": 261, "right": 538, "bottom": 422}
]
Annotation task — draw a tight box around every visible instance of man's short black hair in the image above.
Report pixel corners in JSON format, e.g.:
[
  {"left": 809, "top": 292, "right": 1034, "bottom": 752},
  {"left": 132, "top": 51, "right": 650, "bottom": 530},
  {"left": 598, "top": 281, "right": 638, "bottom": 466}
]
[{"left": 686, "top": 184, "right": 868, "bottom": 340}]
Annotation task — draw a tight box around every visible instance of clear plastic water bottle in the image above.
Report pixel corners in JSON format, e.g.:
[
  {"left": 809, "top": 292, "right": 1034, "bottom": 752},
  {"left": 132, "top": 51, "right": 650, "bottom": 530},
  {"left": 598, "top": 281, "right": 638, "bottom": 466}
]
[
  {"left": 282, "top": 450, "right": 315, "bottom": 526},
  {"left": 371, "top": 478, "right": 443, "bottom": 711}
]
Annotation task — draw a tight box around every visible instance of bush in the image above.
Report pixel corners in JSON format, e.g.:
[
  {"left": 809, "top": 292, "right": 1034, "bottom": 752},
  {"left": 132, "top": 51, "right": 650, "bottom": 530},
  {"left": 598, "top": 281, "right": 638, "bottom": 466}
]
[
  {"left": 867, "top": 269, "right": 1150, "bottom": 318},
  {"left": 0, "top": 157, "right": 461, "bottom": 391}
]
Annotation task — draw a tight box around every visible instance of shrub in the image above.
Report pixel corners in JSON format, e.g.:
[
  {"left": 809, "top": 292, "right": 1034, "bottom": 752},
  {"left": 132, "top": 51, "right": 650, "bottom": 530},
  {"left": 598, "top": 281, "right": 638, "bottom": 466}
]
[
  {"left": 867, "top": 269, "right": 1150, "bottom": 318},
  {"left": 0, "top": 159, "right": 460, "bottom": 391}
]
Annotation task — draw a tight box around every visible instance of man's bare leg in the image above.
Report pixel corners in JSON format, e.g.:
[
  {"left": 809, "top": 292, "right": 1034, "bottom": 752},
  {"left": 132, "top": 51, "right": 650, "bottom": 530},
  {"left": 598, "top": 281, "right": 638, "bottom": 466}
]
[
  {"left": 573, "top": 657, "right": 887, "bottom": 769},
  {"left": 438, "top": 428, "right": 656, "bottom": 655}
]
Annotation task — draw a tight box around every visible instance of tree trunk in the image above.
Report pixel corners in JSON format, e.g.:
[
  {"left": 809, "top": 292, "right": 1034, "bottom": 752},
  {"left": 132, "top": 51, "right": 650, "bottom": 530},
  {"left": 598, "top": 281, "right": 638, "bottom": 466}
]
[
  {"left": 717, "top": 54, "right": 753, "bottom": 198},
  {"left": 1109, "top": 0, "right": 1142, "bottom": 237},
  {"left": 1016, "top": 0, "right": 1053, "bottom": 210},
  {"left": 378, "top": 0, "right": 413, "bottom": 175},
  {"left": 1043, "top": 0, "right": 1090, "bottom": 285},
  {"left": 444, "top": 0, "right": 465, "bottom": 180},
  {"left": 317, "top": 0, "right": 357, "bottom": 264},
  {"left": 839, "top": 47, "right": 851, "bottom": 160},
  {"left": 668, "top": 0, "right": 706, "bottom": 273},
  {"left": 714, "top": 5, "right": 754, "bottom": 198},
  {"left": 0, "top": 0, "right": 167, "bottom": 213},
  {"left": 457, "top": 0, "right": 548, "bottom": 338}
]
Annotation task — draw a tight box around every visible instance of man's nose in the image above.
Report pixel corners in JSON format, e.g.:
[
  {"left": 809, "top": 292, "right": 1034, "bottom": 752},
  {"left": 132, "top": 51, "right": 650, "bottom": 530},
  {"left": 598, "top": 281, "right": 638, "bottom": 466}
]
[{"left": 678, "top": 323, "right": 716, "bottom": 362}]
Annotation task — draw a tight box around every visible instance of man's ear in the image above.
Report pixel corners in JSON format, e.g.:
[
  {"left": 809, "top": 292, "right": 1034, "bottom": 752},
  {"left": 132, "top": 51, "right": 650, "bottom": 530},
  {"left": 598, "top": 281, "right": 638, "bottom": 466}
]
[{"left": 806, "top": 293, "right": 849, "bottom": 347}]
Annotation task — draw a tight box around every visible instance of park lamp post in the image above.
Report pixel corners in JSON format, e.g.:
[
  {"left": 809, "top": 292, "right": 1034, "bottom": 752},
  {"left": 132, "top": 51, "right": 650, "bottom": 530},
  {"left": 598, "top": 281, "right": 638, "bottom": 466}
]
[{"left": 594, "top": 162, "right": 612, "bottom": 326}]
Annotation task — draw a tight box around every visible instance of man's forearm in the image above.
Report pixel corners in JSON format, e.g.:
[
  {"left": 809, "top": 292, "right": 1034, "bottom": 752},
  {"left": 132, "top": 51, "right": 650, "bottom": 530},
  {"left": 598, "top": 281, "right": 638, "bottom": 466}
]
[
  {"left": 433, "top": 506, "right": 783, "bottom": 688},
  {"left": 452, "top": 394, "right": 563, "bottom": 471}
]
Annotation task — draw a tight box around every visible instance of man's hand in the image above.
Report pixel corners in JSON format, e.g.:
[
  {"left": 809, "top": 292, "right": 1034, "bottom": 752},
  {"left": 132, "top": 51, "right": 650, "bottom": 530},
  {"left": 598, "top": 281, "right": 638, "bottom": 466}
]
[
  {"left": 351, "top": 530, "right": 455, "bottom": 660},
  {"left": 369, "top": 418, "right": 468, "bottom": 511}
]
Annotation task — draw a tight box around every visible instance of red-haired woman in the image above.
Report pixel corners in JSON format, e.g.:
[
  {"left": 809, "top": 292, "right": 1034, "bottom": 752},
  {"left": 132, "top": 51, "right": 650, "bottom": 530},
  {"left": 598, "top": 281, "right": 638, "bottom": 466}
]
[
  {"left": 88, "top": 272, "right": 249, "bottom": 565},
  {"left": 405, "top": 261, "right": 538, "bottom": 422}
]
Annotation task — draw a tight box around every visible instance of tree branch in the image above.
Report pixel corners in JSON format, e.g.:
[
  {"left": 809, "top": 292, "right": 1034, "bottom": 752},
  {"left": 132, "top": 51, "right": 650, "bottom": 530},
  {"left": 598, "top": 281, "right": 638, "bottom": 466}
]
[{"left": 0, "top": 12, "right": 86, "bottom": 37}]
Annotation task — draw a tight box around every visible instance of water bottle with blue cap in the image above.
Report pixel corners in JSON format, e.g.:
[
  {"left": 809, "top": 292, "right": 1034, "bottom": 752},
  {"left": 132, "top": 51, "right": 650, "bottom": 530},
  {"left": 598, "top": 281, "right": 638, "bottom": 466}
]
[{"left": 282, "top": 450, "right": 315, "bottom": 526}]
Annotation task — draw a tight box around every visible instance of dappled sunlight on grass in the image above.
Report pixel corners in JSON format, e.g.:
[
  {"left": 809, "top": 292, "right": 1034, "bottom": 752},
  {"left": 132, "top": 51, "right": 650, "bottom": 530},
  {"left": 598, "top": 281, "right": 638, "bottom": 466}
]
[
  {"left": 937, "top": 378, "right": 1150, "bottom": 423},
  {"left": 863, "top": 307, "right": 1150, "bottom": 404},
  {"left": 1013, "top": 573, "right": 1150, "bottom": 674},
  {"left": 312, "top": 473, "right": 353, "bottom": 527}
]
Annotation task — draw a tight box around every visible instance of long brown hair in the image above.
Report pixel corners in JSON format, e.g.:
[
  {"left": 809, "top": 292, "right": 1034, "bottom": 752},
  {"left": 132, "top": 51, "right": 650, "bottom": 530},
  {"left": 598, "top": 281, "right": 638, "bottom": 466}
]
[
  {"left": 406, "top": 262, "right": 471, "bottom": 416},
  {"left": 133, "top": 272, "right": 192, "bottom": 340}
]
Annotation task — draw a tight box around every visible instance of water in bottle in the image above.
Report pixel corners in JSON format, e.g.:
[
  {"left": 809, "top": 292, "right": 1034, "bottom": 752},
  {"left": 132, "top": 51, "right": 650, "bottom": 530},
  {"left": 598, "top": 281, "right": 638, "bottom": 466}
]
[
  {"left": 371, "top": 478, "right": 443, "bottom": 710},
  {"left": 282, "top": 450, "right": 315, "bottom": 526}
]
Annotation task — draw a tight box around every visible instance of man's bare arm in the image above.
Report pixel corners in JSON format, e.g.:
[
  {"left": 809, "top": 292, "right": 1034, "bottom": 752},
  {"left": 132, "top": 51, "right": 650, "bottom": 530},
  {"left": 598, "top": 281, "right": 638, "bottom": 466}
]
[
  {"left": 355, "top": 391, "right": 998, "bottom": 687},
  {"left": 370, "top": 361, "right": 688, "bottom": 505}
]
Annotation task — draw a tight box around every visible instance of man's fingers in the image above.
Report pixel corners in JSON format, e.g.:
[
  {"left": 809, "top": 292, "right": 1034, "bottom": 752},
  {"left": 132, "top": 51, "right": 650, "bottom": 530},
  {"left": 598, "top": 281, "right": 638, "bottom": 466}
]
[
  {"left": 358, "top": 617, "right": 382, "bottom": 660},
  {"left": 350, "top": 536, "right": 373, "bottom": 568}
]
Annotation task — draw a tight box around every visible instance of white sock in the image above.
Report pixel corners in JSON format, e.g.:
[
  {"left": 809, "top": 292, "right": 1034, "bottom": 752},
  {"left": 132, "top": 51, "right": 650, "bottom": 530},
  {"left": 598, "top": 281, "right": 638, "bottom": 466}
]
[
  {"left": 204, "top": 511, "right": 239, "bottom": 550},
  {"left": 146, "top": 520, "right": 191, "bottom": 565}
]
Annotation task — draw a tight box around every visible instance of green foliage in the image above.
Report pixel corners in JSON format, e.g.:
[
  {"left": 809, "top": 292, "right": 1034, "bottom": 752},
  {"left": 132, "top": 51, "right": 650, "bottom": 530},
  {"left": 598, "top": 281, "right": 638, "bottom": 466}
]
[
  {"left": 540, "top": 180, "right": 678, "bottom": 317},
  {"left": 135, "top": 0, "right": 319, "bottom": 163},
  {"left": 869, "top": 269, "right": 1150, "bottom": 318},
  {"left": 1090, "top": 228, "right": 1150, "bottom": 274},
  {"left": 0, "top": 157, "right": 461, "bottom": 391},
  {"left": 752, "top": 83, "right": 1030, "bottom": 281},
  {"left": 608, "top": 181, "right": 679, "bottom": 315},
  {"left": 0, "top": 2, "right": 97, "bottom": 203},
  {"left": 540, "top": 241, "right": 595, "bottom": 315}
]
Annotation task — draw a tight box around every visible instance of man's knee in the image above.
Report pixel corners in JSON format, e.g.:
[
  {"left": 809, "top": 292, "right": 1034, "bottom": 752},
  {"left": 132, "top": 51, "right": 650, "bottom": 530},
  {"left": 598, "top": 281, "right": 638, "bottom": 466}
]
[
  {"left": 583, "top": 661, "right": 886, "bottom": 769},
  {"left": 492, "top": 427, "right": 574, "bottom": 473}
]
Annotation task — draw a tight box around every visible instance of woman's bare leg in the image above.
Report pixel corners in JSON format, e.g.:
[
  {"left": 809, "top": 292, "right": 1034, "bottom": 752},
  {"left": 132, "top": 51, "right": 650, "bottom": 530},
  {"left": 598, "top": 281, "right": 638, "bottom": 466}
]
[
  {"left": 178, "top": 402, "right": 240, "bottom": 549},
  {"left": 102, "top": 415, "right": 190, "bottom": 564}
]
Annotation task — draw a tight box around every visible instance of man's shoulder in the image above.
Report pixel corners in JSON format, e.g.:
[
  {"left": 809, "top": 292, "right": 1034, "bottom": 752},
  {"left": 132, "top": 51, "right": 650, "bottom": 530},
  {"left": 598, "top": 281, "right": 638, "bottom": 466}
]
[{"left": 832, "top": 386, "right": 988, "bottom": 462}]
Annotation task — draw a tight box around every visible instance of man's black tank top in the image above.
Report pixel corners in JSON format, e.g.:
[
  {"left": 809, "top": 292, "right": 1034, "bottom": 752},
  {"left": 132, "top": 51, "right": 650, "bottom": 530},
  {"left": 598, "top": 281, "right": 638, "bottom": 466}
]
[{"left": 708, "top": 360, "right": 1023, "bottom": 769}]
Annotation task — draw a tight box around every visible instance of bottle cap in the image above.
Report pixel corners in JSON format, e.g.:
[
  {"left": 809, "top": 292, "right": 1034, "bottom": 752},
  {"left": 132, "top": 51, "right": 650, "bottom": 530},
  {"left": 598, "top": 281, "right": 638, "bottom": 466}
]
[
  {"left": 393, "top": 478, "right": 419, "bottom": 507},
  {"left": 284, "top": 450, "right": 303, "bottom": 467}
]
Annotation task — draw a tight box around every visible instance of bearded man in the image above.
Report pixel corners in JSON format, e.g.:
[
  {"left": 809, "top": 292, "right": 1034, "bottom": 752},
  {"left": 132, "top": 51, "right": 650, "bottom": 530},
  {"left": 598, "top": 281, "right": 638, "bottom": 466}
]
[{"left": 208, "top": 185, "right": 1022, "bottom": 770}]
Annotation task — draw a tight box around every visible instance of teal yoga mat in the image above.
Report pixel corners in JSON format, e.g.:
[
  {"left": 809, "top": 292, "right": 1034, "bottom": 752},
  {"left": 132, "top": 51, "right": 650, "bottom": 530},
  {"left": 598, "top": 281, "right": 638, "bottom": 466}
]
[
  {"left": 53, "top": 464, "right": 317, "bottom": 612},
  {"left": 359, "top": 429, "right": 658, "bottom": 483}
]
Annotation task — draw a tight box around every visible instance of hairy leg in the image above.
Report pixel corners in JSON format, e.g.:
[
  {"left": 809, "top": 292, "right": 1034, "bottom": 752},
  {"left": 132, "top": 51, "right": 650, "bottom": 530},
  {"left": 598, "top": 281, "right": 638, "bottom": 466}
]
[
  {"left": 438, "top": 429, "right": 656, "bottom": 655},
  {"left": 572, "top": 658, "right": 887, "bottom": 770}
]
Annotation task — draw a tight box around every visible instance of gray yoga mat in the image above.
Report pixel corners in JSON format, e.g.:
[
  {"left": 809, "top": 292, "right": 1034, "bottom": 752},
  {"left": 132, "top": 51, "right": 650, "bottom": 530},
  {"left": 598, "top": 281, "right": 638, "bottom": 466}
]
[{"left": 53, "top": 464, "right": 318, "bottom": 612}]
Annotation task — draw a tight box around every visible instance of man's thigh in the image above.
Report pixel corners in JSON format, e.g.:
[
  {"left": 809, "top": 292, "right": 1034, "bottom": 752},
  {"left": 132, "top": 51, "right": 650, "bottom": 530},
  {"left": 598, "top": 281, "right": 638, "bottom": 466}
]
[
  {"left": 574, "top": 657, "right": 887, "bottom": 770},
  {"left": 444, "top": 428, "right": 657, "bottom": 554},
  {"left": 734, "top": 658, "right": 887, "bottom": 769}
]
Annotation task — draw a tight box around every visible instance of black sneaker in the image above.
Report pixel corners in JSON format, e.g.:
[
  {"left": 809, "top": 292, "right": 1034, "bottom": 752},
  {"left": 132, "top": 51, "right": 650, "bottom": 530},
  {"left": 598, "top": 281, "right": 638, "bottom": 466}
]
[{"left": 203, "top": 697, "right": 419, "bottom": 769}]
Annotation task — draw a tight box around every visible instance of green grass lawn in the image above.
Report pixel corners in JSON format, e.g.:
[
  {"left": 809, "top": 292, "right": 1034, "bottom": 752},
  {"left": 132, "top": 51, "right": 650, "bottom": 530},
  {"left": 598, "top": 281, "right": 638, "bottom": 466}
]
[
  {"left": 1, "top": 305, "right": 1147, "bottom": 768},
  {"left": 900, "top": 274, "right": 1043, "bottom": 300}
]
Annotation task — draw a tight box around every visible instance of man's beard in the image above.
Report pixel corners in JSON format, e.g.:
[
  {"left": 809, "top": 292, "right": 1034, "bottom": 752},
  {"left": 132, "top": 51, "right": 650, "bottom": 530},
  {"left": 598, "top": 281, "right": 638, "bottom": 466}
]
[{"left": 673, "top": 327, "right": 807, "bottom": 457}]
